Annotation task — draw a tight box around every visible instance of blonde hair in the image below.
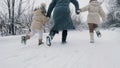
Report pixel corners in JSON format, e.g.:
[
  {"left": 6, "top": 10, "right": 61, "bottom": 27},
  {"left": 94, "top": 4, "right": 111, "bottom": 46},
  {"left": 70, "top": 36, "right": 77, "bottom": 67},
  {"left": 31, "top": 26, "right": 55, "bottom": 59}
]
[
  {"left": 34, "top": 3, "right": 46, "bottom": 12},
  {"left": 40, "top": 3, "right": 46, "bottom": 8},
  {"left": 40, "top": 3, "right": 46, "bottom": 15}
]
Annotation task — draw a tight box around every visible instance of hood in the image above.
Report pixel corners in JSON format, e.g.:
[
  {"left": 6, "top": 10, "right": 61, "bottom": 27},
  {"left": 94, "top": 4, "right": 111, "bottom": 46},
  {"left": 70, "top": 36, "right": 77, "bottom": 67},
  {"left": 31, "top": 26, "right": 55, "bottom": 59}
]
[{"left": 90, "top": 1, "right": 102, "bottom": 6}]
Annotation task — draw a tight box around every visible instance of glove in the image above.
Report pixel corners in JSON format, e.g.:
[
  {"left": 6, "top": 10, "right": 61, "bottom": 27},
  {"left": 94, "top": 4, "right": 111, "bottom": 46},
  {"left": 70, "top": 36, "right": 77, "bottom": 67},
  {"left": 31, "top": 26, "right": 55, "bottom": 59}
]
[
  {"left": 76, "top": 9, "right": 80, "bottom": 14},
  {"left": 46, "top": 14, "right": 50, "bottom": 18}
]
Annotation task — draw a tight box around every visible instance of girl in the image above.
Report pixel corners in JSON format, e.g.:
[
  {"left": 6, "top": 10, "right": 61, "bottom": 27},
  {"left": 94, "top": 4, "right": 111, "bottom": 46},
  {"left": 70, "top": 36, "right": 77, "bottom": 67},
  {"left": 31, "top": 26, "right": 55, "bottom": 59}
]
[
  {"left": 80, "top": 0, "right": 106, "bottom": 43},
  {"left": 21, "top": 3, "right": 49, "bottom": 45}
]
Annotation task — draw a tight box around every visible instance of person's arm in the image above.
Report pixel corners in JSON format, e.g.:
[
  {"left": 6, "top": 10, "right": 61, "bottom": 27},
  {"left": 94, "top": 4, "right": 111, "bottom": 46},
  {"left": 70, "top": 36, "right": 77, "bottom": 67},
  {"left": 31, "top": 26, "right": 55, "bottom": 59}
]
[
  {"left": 80, "top": 5, "right": 89, "bottom": 12},
  {"left": 98, "top": 6, "right": 106, "bottom": 22},
  {"left": 71, "top": 0, "right": 80, "bottom": 14},
  {"left": 43, "top": 16, "right": 50, "bottom": 24},
  {"left": 46, "top": 0, "right": 57, "bottom": 17}
]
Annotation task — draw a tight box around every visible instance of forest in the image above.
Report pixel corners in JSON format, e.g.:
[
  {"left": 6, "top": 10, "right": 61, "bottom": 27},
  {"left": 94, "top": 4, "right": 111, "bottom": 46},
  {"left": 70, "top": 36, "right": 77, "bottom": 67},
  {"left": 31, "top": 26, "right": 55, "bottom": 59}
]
[{"left": 0, "top": 0, "right": 120, "bottom": 36}]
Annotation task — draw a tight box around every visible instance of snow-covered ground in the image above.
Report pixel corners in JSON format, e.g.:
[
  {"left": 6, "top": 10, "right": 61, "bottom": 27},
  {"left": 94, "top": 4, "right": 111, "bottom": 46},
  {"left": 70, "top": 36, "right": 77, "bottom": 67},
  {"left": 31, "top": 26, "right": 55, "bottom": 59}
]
[{"left": 0, "top": 30, "right": 120, "bottom": 68}]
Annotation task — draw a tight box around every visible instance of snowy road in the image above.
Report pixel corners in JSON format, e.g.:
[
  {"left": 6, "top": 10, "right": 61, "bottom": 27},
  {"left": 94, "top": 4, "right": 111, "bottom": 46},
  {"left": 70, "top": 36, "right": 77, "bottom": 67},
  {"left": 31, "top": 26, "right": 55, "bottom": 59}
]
[{"left": 0, "top": 30, "right": 120, "bottom": 68}]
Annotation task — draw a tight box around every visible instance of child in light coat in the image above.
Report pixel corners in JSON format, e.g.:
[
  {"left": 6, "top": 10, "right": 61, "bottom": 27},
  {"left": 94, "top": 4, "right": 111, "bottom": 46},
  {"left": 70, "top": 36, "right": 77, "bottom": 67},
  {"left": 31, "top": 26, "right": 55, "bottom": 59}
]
[
  {"left": 21, "top": 3, "right": 49, "bottom": 45},
  {"left": 80, "top": 0, "right": 106, "bottom": 43}
]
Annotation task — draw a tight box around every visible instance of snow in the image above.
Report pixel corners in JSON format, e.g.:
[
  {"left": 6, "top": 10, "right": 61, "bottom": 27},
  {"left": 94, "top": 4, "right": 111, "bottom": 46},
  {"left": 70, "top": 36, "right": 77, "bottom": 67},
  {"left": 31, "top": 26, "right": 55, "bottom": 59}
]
[{"left": 0, "top": 30, "right": 120, "bottom": 68}]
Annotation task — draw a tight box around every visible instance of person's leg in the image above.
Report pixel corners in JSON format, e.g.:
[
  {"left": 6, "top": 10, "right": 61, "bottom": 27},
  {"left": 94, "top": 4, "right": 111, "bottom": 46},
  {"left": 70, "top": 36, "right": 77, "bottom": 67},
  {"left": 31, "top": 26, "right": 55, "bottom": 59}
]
[
  {"left": 21, "top": 29, "right": 35, "bottom": 44},
  {"left": 62, "top": 30, "right": 67, "bottom": 43},
  {"left": 94, "top": 24, "right": 101, "bottom": 38},
  {"left": 49, "top": 30, "right": 58, "bottom": 40},
  {"left": 46, "top": 30, "right": 58, "bottom": 46},
  {"left": 28, "top": 29, "right": 35, "bottom": 37},
  {"left": 88, "top": 23, "right": 94, "bottom": 43},
  {"left": 37, "top": 29, "right": 44, "bottom": 45}
]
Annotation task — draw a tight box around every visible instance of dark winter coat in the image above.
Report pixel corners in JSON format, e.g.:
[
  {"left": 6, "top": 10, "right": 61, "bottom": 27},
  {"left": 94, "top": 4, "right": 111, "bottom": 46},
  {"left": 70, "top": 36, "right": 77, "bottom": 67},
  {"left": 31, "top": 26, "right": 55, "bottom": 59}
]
[{"left": 47, "top": 0, "right": 80, "bottom": 30}]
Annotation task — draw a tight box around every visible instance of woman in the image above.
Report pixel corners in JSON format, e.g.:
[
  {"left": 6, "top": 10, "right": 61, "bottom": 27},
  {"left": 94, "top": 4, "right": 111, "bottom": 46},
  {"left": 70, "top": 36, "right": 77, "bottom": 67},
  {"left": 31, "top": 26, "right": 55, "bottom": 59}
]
[
  {"left": 80, "top": 0, "right": 106, "bottom": 43},
  {"left": 46, "top": 0, "right": 80, "bottom": 46}
]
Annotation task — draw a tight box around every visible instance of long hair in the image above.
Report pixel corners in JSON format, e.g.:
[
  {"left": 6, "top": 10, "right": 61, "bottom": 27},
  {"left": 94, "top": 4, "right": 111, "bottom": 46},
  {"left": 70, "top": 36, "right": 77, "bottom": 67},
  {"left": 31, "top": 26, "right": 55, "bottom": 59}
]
[{"left": 89, "top": 0, "right": 97, "bottom": 3}]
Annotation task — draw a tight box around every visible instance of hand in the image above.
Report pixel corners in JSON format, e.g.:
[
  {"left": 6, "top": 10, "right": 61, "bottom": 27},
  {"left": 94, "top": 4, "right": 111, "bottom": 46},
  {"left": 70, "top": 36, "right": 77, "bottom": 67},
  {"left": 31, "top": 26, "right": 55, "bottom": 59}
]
[
  {"left": 46, "top": 14, "right": 50, "bottom": 18},
  {"left": 76, "top": 9, "right": 80, "bottom": 14}
]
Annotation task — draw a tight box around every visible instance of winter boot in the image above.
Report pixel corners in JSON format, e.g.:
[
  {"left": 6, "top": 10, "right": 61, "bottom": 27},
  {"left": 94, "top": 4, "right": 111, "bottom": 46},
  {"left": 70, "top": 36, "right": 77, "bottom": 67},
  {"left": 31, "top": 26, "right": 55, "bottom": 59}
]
[
  {"left": 46, "top": 36, "right": 52, "bottom": 46},
  {"left": 21, "top": 35, "right": 30, "bottom": 44},
  {"left": 46, "top": 30, "right": 56, "bottom": 46},
  {"left": 96, "top": 31, "right": 101, "bottom": 38},
  {"left": 21, "top": 36, "right": 26, "bottom": 44},
  {"left": 90, "top": 33, "right": 94, "bottom": 43},
  {"left": 95, "top": 28, "right": 101, "bottom": 38},
  {"left": 38, "top": 39, "right": 44, "bottom": 45}
]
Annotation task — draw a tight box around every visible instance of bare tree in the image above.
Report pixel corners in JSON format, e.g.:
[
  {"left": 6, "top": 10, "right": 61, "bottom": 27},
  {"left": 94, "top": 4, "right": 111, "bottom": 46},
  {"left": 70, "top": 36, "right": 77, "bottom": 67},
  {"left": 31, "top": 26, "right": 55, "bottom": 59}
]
[
  {"left": 11, "top": 0, "right": 15, "bottom": 35},
  {"left": 6, "top": 0, "right": 11, "bottom": 20},
  {"left": 1, "top": 0, "right": 15, "bottom": 35},
  {"left": 17, "top": 0, "right": 22, "bottom": 18},
  {"left": 0, "top": 0, "right": 35, "bottom": 36}
]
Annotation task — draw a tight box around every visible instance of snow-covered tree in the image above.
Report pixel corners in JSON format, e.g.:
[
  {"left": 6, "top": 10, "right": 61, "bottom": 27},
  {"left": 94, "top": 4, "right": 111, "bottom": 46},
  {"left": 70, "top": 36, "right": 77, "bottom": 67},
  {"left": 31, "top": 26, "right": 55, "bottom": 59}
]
[
  {"left": 107, "top": 0, "right": 120, "bottom": 28},
  {"left": 0, "top": 0, "right": 35, "bottom": 36}
]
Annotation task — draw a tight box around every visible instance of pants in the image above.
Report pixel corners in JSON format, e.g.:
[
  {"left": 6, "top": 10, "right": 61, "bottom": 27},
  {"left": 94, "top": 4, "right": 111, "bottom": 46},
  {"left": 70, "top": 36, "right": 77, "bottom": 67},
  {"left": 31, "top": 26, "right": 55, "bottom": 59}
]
[
  {"left": 27, "top": 29, "right": 43, "bottom": 40},
  {"left": 88, "top": 23, "right": 98, "bottom": 33},
  {"left": 49, "top": 30, "right": 67, "bottom": 42},
  {"left": 0, "top": 24, "right": 2, "bottom": 31}
]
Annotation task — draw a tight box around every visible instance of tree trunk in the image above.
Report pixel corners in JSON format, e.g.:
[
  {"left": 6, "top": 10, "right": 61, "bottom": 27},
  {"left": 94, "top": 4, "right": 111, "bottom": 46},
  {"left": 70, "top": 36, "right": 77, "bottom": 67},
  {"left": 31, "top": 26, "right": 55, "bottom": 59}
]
[
  {"left": 7, "top": 0, "right": 11, "bottom": 20},
  {"left": 17, "top": 0, "right": 22, "bottom": 19},
  {"left": 11, "top": 0, "right": 15, "bottom": 35}
]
